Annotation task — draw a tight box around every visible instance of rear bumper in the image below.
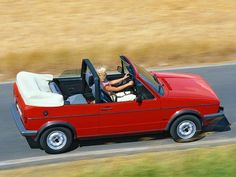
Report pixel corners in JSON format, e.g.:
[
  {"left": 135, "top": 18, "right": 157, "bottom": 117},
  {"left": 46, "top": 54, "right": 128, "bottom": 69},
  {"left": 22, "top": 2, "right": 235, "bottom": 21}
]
[
  {"left": 203, "top": 107, "right": 231, "bottom": 132},
  {"left": 10, "top": 103, "right": 37, "bottom": 137}
]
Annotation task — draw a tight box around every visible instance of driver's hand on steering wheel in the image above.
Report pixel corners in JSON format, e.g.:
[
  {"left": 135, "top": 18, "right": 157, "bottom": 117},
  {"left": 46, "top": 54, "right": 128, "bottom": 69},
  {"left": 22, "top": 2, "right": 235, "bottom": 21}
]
[
  {"left": 127, "top": 80, "right": 134, "bottom": 86},
  {"left": 123, "top": 73, "right": 129, "bottom": 80}
]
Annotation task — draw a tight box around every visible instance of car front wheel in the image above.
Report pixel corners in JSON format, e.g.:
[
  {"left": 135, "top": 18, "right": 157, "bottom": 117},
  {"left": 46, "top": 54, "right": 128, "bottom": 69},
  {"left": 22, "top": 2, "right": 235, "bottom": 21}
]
[
  {"left": 170, "top": 115, "right": 202, "bottom": 142},
  {"left": 39, "top": 127, "right": 73, "bottom": 154}
]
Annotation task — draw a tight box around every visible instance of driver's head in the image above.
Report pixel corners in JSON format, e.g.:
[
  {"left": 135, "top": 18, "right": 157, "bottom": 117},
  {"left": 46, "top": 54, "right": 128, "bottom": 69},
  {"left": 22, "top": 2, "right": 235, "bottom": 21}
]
[{"left": 97, "top": 67, "right": 107, "bottom": 82}]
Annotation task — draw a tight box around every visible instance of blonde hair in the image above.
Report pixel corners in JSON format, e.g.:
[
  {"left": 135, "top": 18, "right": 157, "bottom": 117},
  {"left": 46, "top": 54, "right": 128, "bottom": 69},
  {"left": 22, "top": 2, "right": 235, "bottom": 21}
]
[{"left": 97, "top": 66, "right": 107, "bottom": 81}]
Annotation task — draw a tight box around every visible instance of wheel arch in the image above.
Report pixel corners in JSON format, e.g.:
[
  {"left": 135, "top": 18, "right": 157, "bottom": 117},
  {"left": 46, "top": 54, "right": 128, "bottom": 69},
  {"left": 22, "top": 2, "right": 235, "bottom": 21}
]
[
  {"left": 35, "top": 121, "right": 77, "bottom": 142},
  {"left": 165, "top": 110, "right": 203, "bottom": 131}
]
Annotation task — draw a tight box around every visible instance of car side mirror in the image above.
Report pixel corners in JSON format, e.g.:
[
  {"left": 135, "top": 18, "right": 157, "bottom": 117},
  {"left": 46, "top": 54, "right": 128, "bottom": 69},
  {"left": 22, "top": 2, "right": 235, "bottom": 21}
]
[
  {"left": 117, "top": 66, "right": 122, "bottom": 73},
  {"left": 136, "top": 94, "right": 142, "bottom": 103}
]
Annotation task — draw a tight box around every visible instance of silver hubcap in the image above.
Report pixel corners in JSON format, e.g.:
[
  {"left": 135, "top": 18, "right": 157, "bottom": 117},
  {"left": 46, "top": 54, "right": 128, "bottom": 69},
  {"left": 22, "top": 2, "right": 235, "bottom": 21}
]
[
  {"left": 177, "top": 120, "right": 196, "bottom": 139},
  {"left": 47, "top": 131, "right": 67, "bottom": 150}
]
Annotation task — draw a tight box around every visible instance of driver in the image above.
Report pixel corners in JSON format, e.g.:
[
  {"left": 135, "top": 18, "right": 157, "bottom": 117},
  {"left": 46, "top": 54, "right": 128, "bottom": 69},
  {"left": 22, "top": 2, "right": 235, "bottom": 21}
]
[{"left": 97, "top": 67, "right": 136, "bottom": 102}]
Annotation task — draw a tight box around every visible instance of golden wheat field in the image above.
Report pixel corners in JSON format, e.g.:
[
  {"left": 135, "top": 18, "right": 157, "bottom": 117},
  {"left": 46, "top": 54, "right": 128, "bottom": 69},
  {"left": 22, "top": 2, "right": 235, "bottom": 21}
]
[{"left": 0, "top": 0, "right": 236, "bottom": 80}]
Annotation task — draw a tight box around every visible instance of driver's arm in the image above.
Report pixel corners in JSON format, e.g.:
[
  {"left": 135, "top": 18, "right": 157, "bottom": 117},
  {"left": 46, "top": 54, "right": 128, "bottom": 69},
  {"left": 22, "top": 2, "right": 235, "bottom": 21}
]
[
  {"left": 109, "top": 74, "right": 129, "bottom": 85},
  {"left": 104, "top": 81, "right": 133, "bottom": 92}
]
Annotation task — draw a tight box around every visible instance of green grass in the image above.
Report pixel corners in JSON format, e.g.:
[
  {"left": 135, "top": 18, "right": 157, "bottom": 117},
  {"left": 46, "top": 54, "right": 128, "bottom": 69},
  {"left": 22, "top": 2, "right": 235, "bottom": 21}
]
[{"left": 1, "top": 144, "right": 236, "bottom": 177}]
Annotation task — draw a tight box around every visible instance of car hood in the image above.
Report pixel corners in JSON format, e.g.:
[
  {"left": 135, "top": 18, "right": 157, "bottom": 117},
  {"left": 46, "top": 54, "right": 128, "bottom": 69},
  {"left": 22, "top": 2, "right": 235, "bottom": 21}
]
[{"left": 152, "top": 72, "right": 220, "bottom": 103}]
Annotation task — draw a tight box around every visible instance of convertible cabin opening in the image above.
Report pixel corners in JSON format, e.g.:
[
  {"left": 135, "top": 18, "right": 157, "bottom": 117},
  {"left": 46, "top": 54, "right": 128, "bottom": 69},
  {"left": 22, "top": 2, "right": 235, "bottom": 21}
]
[{"left": 16, "top": 71, "right": 89, "bottom": 107}]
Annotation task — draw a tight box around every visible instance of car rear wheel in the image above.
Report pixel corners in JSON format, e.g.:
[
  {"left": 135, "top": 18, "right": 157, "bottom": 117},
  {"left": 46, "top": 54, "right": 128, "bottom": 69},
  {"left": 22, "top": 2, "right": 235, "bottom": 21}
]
[
  {"left": 39, "top": 127, "right": 73, "bottom": 154},
  {"left": 170, "top": 115, "right": 202, "bottom": 142}
]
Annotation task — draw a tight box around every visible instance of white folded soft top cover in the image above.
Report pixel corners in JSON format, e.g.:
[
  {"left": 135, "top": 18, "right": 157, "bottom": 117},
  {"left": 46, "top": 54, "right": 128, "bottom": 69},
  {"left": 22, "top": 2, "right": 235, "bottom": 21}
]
[{"left": 16, "top": 71, "right": 64, "bottom": 107}]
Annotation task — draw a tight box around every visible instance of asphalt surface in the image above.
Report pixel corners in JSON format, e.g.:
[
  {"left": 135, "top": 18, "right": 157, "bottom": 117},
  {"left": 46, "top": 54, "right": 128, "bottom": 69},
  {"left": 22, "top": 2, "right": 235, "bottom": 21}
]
[{"left": 0, "top": 64, "right": 236, "bottom": 168}]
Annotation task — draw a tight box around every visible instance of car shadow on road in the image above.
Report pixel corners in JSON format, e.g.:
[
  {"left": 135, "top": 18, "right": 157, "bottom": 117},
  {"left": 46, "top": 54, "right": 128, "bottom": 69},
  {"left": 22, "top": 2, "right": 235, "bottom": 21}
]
[
  {"left": 26, "top": 131, "right": 206, "bottom": 154},
  {"left": 69, "top": 131, "right": 170, "bottom": 152}
]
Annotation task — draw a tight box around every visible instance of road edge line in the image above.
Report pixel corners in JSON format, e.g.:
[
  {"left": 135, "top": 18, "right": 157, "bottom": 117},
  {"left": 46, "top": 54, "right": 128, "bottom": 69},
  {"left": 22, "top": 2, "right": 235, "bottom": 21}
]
[{"left": 0, "top": 137, "right": 236, "bottom": 169}]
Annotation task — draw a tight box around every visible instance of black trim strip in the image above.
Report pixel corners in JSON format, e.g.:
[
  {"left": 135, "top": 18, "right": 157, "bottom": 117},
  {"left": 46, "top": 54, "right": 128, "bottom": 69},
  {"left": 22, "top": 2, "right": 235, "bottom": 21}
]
[
  {"left": 162, "top": 104, "right": 217, "bottom": 110},
  {"left": 28, "top": 104, "right": 218, "bottom": 120},
  {"left": 28, "top": 107, "right": 161, "bottom": 120},
  {"left": 202, "top": 108, "right": 231, "bottom": 132},
  {"left": 203, "top": 111, "right": 225, "bottom": 121}
]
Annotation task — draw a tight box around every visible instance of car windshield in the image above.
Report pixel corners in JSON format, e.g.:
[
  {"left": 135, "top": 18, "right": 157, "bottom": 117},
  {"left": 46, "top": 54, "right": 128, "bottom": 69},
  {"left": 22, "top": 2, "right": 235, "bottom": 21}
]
[{"left": 134, "top": 64, "right": 164, "bottom": 96}]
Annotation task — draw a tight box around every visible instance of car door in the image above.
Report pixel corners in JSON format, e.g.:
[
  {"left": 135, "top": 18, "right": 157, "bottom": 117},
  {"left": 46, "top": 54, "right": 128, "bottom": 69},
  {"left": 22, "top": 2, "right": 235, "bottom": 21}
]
[{"left": 97, "top": 81, "right": 163, "bottom": 136}]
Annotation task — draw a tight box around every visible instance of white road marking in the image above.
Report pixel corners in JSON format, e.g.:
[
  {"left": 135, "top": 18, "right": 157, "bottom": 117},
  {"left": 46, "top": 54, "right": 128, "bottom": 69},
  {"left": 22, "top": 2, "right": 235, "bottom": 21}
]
[
  {"left": 148, "top": 61, "right": 236, "bottom": 71},
  {"left": 0, "top": 138, "right": 236, "bottom": 168}
]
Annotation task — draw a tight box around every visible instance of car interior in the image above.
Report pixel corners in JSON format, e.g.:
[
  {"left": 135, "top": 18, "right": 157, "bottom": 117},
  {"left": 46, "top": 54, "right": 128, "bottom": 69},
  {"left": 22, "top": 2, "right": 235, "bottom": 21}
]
[
  {"left": 50, "top": 58, "right": 155, "bottom": 105},
  {"left": 15, "top": 57, "right": 155, "bottom": 108},
  {"left": 52, "top": 69, "right": 135, "bottom": 104}
]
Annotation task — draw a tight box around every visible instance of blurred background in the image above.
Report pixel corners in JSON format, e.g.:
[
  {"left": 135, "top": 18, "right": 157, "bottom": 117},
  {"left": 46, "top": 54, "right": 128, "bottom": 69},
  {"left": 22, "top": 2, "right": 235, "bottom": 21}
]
[{"left": 0, "top": 0, "right": 236, "bottom": 80}]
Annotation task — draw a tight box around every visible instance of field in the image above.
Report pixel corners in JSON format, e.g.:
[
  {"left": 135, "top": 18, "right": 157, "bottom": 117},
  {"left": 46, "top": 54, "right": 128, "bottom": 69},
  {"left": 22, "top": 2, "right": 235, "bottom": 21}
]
[
  {"left": 0, "top": 144, "right": 236, "bottom": 177},
  {"left": 0, "top": 0, "right": 236, "bottom": 80}
]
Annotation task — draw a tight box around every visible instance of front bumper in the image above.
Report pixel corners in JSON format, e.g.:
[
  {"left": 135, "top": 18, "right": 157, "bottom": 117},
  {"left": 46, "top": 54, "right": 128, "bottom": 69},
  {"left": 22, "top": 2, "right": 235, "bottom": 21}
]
[
  {"left": 203, "top": 107, "right": 231, "bottom": 132},
  {"left": 10, "top": 103, "right": 37, "bottom": 137}
]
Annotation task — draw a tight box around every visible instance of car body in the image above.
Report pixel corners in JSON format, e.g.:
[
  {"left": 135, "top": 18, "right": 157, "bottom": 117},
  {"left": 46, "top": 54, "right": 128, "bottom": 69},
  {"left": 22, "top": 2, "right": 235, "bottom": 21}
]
[{"left": 11, "top": 55, "right": 231, "bottom": 154}]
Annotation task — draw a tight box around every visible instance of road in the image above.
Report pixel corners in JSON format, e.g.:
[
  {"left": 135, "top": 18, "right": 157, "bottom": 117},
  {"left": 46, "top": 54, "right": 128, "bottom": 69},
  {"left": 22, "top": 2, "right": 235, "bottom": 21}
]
[{"left": 0, "top": 63, "right": 236, "bottom": 168}]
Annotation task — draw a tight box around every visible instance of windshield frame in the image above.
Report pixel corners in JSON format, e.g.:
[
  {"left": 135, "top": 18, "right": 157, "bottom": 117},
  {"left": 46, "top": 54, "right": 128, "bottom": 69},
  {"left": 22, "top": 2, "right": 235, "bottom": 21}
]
[
  {"left": 120, "top": 56, "right": 164, "bottom": 96},
  {"left": 134, "top": 64, "right": 164, "bottom": 96}
]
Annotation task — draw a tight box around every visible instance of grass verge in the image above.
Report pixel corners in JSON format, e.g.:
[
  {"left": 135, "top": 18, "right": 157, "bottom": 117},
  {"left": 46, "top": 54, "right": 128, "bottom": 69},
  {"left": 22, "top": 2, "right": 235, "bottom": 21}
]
[
  {"left": 0, "top": 144, "right": 236, "bottom": 177},
  {"left": 0, "top": 0, "right": 236, "bottom": 80}
]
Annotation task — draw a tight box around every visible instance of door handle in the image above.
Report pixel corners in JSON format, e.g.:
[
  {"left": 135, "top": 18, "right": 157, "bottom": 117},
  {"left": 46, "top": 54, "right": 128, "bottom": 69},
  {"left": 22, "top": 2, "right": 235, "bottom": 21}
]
[{"left": 101, "top": 107, "right": 112, "bottom": 111}]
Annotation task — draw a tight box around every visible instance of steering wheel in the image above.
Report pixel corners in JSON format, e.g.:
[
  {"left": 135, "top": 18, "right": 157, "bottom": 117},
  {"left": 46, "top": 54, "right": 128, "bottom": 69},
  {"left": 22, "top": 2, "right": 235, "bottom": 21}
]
[
  {"left": 121, "top": 73, "right": 133, "bottom": 85},
  {"left": 121, "top": 73, "right": 137, "bottom": 95}
]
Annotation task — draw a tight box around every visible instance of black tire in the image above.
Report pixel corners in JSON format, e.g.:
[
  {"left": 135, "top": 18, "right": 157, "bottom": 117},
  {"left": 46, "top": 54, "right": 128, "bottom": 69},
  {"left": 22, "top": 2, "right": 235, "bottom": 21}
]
[
  {"left": 39, "top": 127, "right": 73, "bottom": 154},
  {"left": 170, "top": 115, "right": 202, "bottom": 143}
]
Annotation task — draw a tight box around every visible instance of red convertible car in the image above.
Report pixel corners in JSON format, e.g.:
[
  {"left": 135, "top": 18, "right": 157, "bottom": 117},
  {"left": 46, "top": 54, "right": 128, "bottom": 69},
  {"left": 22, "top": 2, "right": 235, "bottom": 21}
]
[{"left": 11, "top": 56, "right": 230, "bottom": 154}]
